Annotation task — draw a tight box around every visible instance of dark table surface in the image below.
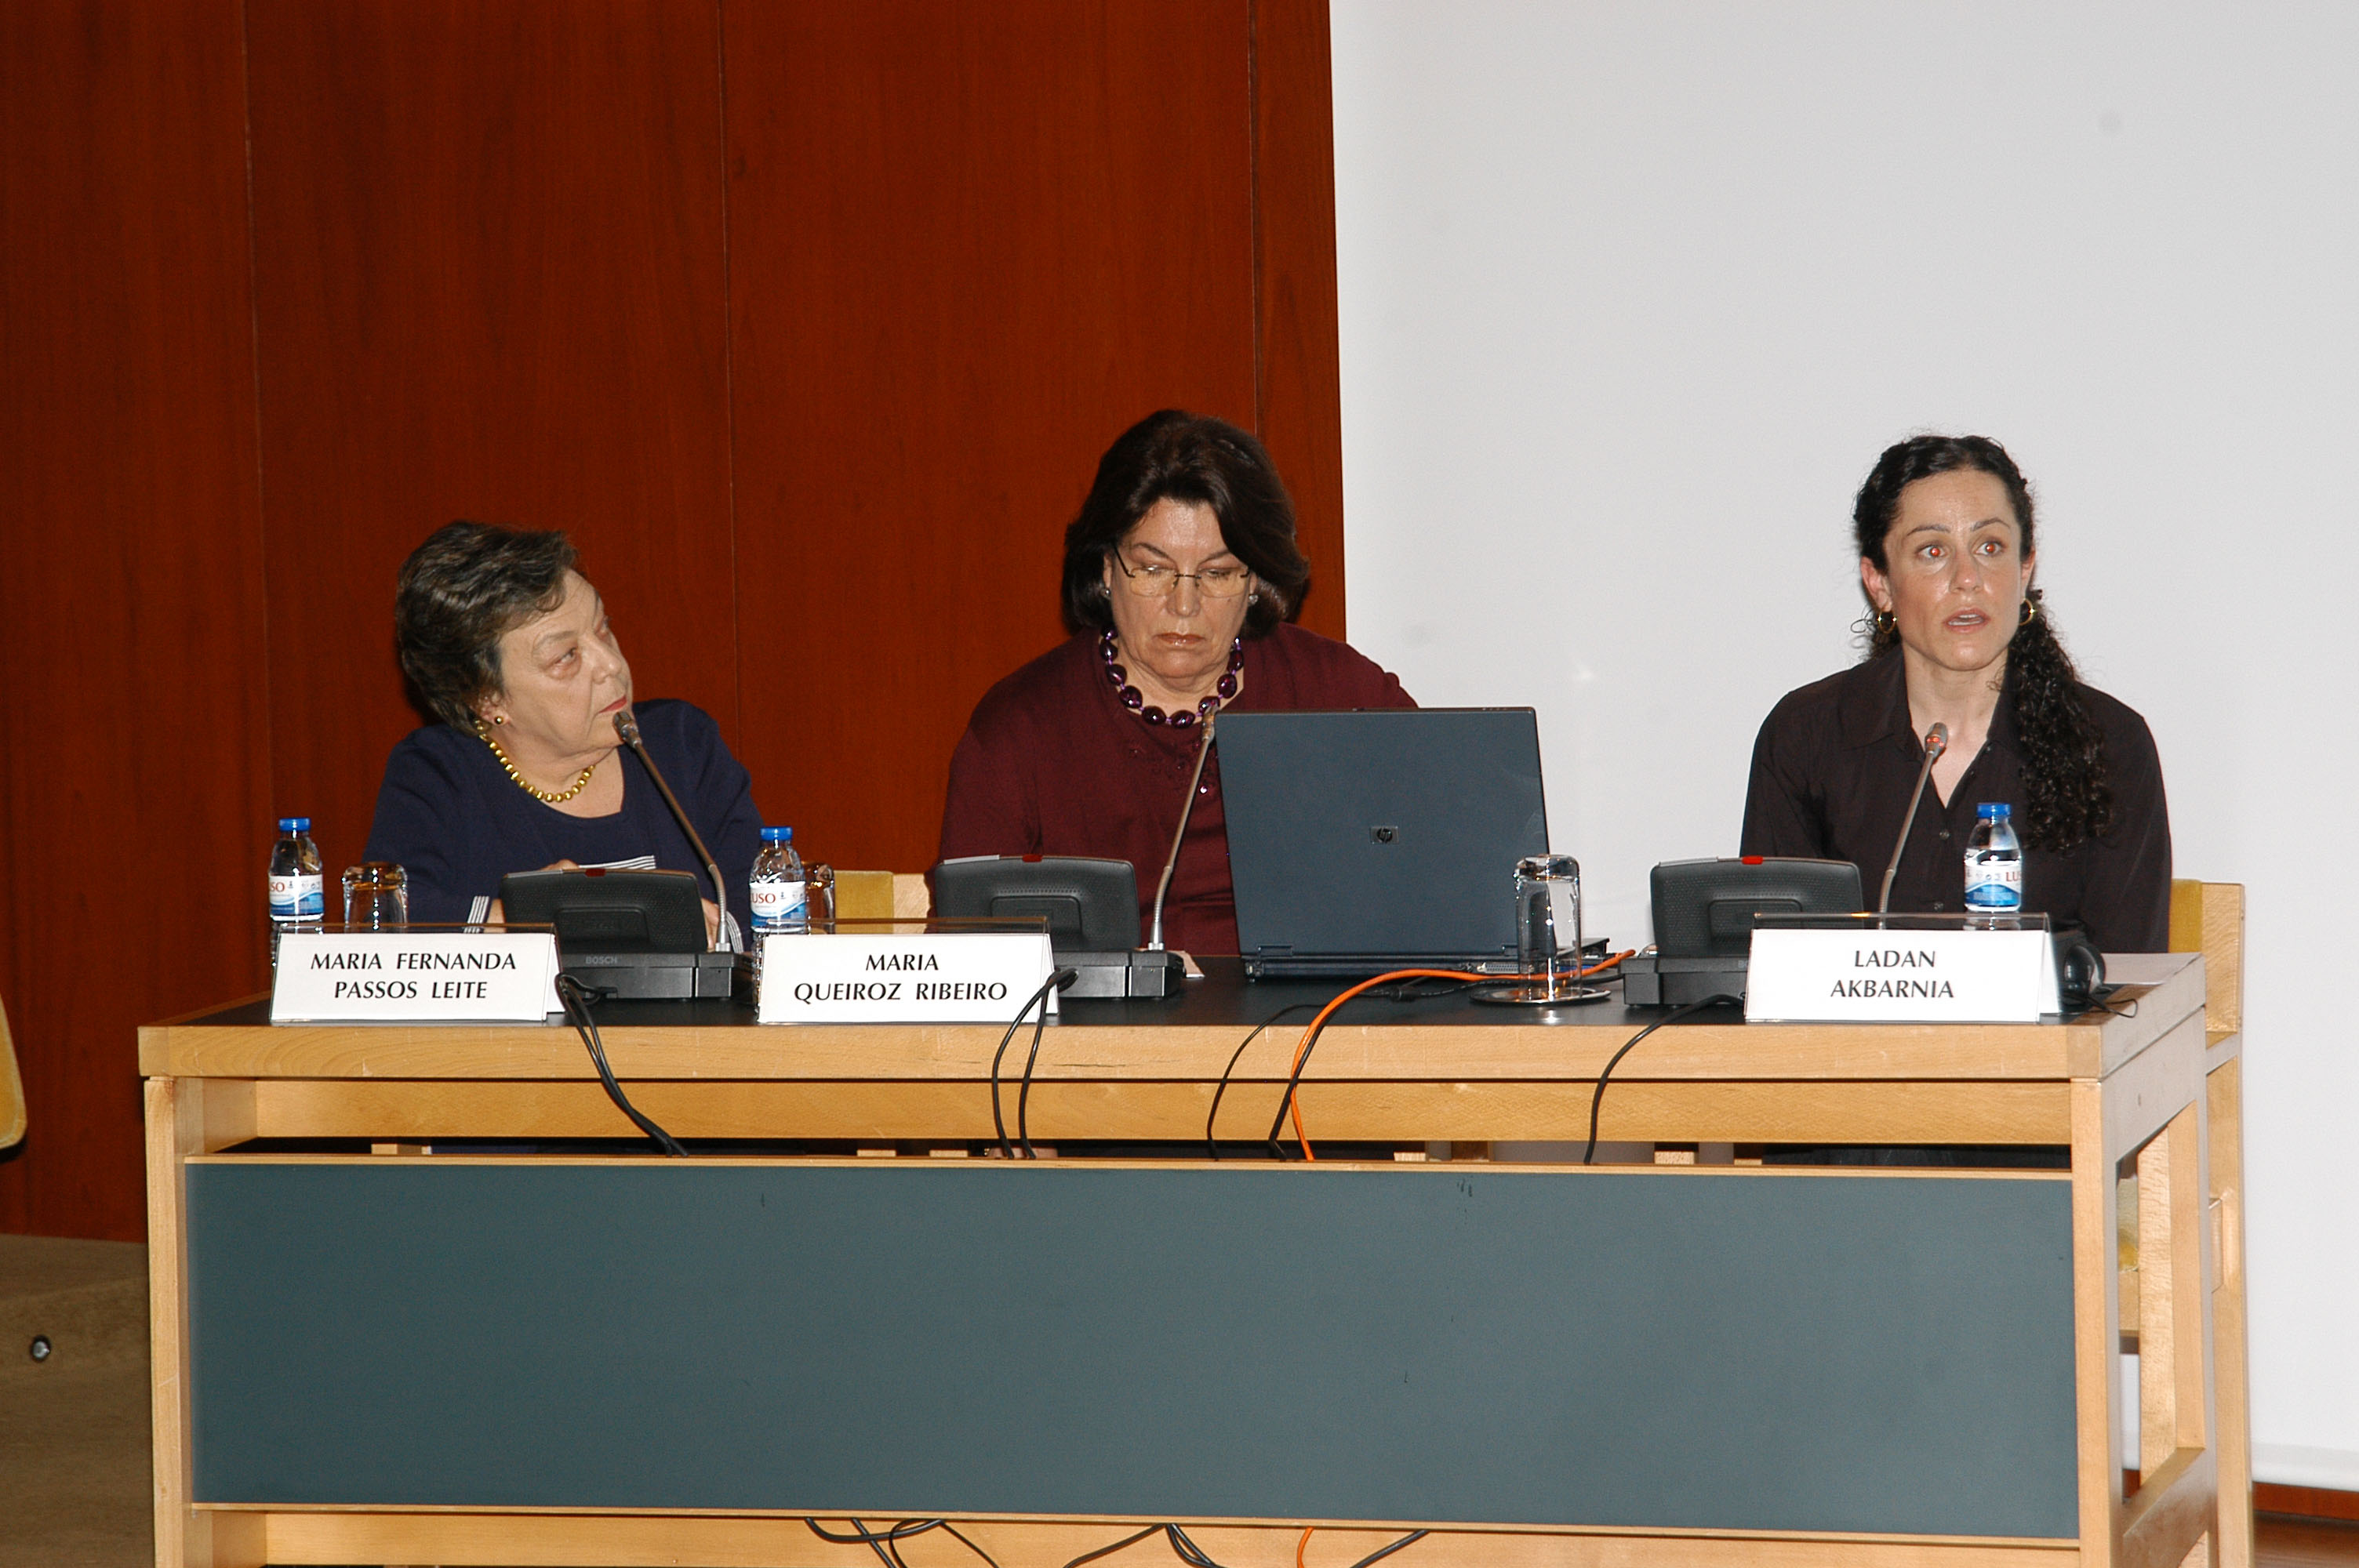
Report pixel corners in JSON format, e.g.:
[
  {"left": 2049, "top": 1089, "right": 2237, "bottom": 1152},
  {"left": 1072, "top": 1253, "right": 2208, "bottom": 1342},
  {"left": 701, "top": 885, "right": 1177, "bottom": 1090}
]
[{"left": 187, "top": 957, "right": 1714, "bottom": 1034}]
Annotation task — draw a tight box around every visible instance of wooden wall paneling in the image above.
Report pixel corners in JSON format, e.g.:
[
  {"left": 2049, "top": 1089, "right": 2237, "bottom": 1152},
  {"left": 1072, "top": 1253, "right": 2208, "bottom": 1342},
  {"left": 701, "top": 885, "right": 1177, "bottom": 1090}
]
[
  {"left": 1250, "top": 0, "right": 1350, "bottom": 642},
  {"left": 0, "top": 0, "right": 271, "bottom": 1238},
  {"left": 242, "top": 0, "right": 740, "bottom": 882},
  {"left": 722, "top": 1, "right": 1264, "bottom": 875}
]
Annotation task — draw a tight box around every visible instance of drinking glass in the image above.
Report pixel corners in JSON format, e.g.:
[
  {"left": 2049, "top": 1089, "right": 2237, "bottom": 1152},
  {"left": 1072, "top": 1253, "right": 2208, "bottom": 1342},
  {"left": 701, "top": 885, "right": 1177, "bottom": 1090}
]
[
  {"left": 1475, "top": 853, "right": 1608, "bottom": 1006},
  {"left": 805, "top": 865, "right": 837, "bottom": 935},
  {"left": 1518, "top": 854, "right": 1583, "bottom": 994},
  {"left": 342, "top": 862, "right": 409, "bottom": 930}
]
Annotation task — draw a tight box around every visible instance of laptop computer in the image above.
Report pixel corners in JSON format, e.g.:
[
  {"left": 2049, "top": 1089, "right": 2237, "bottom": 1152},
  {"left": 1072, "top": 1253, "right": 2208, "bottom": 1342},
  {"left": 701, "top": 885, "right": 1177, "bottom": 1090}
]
[{"left": 1217, "top": 708, "right": 1550, "bottom": 979}]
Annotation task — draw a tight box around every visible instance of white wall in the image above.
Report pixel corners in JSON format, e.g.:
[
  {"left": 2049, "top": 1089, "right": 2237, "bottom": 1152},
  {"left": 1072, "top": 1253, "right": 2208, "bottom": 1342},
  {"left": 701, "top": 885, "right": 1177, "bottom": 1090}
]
[{"left": 1333, "top": 2, "right": 2359, "bottom": 1487}]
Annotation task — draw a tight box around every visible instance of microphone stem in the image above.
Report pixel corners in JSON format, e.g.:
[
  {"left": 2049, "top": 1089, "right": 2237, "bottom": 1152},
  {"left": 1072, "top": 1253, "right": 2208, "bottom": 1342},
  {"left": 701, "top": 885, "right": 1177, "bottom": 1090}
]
[
  {"left": 1878, "top": 742, "right": 1941, "bottom": 927},
  {"left": 616, "top": 717, "right": 732, "bottom": 953},
  {"left": 1148, "top": 707, "right": 1218, "bottom": 951}
]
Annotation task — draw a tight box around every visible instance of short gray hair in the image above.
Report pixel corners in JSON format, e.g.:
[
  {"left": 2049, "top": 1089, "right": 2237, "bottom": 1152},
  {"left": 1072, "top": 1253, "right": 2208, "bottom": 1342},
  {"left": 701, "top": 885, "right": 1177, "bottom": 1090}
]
[{"left": 394, "top": 521, "right": 579, "bottom": 727}]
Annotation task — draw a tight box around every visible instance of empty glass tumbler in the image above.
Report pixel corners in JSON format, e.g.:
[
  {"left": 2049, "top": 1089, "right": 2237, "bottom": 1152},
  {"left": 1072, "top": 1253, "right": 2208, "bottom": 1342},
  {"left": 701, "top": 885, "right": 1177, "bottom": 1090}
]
[
  {"left": 1514, "top": 853, "right": 1592, "bottom": 1002},
  {"left": 341, "top": 862, "right": 409, "bottom": 930}
]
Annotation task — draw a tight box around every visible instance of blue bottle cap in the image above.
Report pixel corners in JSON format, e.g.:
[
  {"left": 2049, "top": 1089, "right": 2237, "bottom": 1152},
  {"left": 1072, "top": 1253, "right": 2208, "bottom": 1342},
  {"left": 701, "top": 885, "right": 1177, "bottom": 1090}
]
[
  {"left": 761, "top": 826, "right": 794, "bottom": 842},
  {"left": 280, "top": 817, "right": 311, "bottom": 831},
  {"left": 1976, "top": 802, "right": 2010, "bottom": 818}
]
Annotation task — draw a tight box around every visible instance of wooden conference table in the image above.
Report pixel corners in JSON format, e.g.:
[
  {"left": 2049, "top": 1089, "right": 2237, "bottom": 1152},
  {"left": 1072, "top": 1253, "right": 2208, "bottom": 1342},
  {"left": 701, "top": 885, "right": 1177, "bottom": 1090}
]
[{"left": 141, "top": 914, "right": 2251, "bottom": 1568}]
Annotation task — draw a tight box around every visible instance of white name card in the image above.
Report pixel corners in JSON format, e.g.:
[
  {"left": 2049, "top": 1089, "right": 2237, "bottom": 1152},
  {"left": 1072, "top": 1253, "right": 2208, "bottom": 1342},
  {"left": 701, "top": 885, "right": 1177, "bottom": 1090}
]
[
  {"left": 758, "top": 932, "right": 1057, "bottom": 1024},
  {"left": 272, "top": 931, "right": 562, "bottom": 1022},
  {"left": 1744, "top": 927, "right": 2059, "bottom": 1023}
]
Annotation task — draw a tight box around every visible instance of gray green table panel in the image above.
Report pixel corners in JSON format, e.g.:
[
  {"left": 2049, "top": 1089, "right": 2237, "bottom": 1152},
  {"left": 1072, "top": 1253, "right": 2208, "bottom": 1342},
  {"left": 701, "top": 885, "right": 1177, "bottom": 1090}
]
[{"left": 185, "top": 1161, "right": 2077, "bottom": 1537}]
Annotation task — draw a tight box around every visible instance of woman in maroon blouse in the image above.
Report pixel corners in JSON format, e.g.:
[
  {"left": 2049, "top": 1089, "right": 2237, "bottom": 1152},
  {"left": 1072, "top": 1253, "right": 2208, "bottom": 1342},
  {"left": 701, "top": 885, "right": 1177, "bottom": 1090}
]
[{"left": 938, "top": 410, "right": 1414, "bottom": 955}]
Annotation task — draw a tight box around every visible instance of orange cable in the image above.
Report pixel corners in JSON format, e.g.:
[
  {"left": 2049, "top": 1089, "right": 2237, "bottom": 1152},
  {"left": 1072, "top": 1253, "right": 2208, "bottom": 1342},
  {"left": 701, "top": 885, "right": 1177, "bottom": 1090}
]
[
  {"left": 1298, "top": 1526, "right": 1314, "bottom": 1567},
  {"left": 1284, "top": 954, "right": 1637, "bottom": 1158},
  {"left": 1286, "top": 970, "right": 1488, "bottom": 1159}
]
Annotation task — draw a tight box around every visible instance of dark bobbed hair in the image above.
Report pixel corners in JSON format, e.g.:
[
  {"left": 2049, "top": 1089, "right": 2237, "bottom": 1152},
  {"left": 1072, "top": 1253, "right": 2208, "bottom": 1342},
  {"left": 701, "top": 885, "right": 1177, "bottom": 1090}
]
[
  {"left": 1060, "top": 410, "right": 1311, "bottom": 637},
  {"left": 1852, "top": 434, "right": 2114, "bottom": 853},
  {"left": 395, "top": 521, "right": 580, "bottom": 728}
]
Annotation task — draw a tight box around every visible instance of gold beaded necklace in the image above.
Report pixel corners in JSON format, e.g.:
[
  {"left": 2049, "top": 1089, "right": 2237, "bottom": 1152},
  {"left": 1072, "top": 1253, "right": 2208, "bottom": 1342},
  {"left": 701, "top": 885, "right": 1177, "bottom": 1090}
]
[{"left": 475, "top": 718, "right": 600, "bottom": 804}]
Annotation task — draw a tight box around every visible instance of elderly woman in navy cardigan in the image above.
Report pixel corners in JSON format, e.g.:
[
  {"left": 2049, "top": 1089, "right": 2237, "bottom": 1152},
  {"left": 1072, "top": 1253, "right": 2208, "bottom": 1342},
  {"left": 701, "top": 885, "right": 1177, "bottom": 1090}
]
[{"left": 365, "top": 521, "right": 763, "bottom": 941}]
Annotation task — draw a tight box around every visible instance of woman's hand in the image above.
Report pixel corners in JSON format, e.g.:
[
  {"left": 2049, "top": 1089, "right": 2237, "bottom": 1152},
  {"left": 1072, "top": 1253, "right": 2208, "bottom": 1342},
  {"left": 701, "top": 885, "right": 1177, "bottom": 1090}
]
[
  {"left": 702, "top": 898, "right": 721, "bottom": 946},
  {"left": 485, "top": 860, "right": 582, "bottom": 927}
]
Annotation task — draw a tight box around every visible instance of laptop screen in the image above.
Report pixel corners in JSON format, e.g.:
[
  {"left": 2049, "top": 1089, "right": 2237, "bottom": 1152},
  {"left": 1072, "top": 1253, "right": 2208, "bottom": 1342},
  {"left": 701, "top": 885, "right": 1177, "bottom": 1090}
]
[{"left": 1217, "top": 708, "right": 1549, "bottom": 963}]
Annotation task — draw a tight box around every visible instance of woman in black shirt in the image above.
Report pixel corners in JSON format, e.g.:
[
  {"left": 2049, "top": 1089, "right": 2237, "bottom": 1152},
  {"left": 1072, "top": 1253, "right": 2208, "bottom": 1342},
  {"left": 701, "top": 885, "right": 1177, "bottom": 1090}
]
[{"left": 1742, "top": 435, "right": 2171, "bottom": 953}]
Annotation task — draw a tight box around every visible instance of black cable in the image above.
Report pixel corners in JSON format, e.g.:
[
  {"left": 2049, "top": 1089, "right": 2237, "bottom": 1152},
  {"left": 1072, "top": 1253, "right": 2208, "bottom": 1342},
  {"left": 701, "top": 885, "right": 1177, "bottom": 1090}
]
[
  {"left": 801, "top": 1516, "right": 1004, "bottom": 1568},
  {"left": 1583, "top": 994, "right": 1739, "bottom": 1164},
  {"left": 1161, "top": 1524, "right": 1233, "bottom": 1568},
  {"left": 856, "top": 1516, "right": 899, "bottom": 1568},
  {"left": 939, "top": 1522, "right": 1004, "bottom": 1568},
  {"left": 805, "top": 1517, "right": 947, "bottom": 1568},
  {"left": 1264, "top": 978, "right": 1479, "bottom": 1158},
  {"left": 1015, "top": 967, "right": 1080, "bottom": 1159},
  {"left": 1344, "top": 1530, "right": 1429, "bottom": 1568},
  {"left": 1205, "top": 1000, "right": 1320, "bottom": 1160},
  {"left": 989, "top": 969, "right": 1073, "bottom": 1159},
  {"left": 555, "top": 974, "right": 688, "bottom": 1157},
  {"left": 1058, "top": 1524, "right": 1163, "bottom": 1568}
]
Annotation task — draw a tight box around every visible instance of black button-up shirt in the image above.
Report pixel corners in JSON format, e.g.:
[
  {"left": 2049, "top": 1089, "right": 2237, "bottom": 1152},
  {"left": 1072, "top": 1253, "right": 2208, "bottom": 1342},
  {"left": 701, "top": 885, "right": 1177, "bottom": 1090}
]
[{"left": 1740, "top": 652, "right": 2172, "bottom": 952}]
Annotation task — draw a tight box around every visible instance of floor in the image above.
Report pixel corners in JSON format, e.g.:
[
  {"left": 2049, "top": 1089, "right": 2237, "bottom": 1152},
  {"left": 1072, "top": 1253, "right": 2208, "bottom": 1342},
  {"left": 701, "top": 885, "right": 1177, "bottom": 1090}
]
[
  {"left": 1, "top": 1235, "right": 153, "bottom": 1568},
  {"left": 2, "top": 1235, "right": 2352, "bottom": 1567},
  {"left": 2263, "top": 1518, "right": 2359, "bottom": 1568}
]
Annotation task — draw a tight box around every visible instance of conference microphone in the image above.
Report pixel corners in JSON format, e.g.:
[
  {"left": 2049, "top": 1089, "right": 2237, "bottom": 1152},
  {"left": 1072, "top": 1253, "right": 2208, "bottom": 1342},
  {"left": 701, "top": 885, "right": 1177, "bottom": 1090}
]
[
  {"left": 1147, "top": 706, "right": 1218, "bottom": 953},
  {"left": 613, "top": 710, "right": 732, "bottom": 953},
  {"left": 1877, "top": 722, "right": 1950, "bottom": 925}
]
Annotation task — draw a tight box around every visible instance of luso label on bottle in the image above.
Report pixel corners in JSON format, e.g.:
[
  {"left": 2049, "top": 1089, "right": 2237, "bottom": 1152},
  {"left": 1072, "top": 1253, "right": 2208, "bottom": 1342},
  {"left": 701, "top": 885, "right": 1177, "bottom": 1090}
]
[
  {"left": 269, "top": 873, "right": 326, "bottom": 920},
  {"left": 749, "top": 879, "right": 807, "bottom": 928},
  {"left": 1962, "top": 862, "right": 2023, "bottom": 909}
]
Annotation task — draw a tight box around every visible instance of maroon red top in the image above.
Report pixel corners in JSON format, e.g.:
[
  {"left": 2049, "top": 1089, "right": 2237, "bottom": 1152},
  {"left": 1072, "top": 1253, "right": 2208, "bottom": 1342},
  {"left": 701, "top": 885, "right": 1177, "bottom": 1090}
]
[{"left": 938, "top": 624, "right": 1416, "bottom": 955}]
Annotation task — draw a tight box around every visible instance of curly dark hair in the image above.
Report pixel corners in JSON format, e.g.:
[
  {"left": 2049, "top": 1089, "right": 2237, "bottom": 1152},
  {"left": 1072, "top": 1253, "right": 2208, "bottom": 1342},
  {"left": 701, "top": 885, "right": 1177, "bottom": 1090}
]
[
  {"left": 1060, "top": 410, "right": 1311, "bottom": 637},
  {"left": 395, "top": 521, "right": 579, "bottom": 728},
  {"left": 1853, "top": 434, "right": 2114, "bottom": 853}
]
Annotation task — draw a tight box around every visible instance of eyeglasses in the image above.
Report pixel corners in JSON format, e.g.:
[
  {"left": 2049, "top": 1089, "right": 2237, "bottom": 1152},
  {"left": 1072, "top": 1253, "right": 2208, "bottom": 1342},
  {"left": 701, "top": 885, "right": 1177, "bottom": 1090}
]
[{"left": 1112, "top": 557, "right": 1253, "bottom": 599}]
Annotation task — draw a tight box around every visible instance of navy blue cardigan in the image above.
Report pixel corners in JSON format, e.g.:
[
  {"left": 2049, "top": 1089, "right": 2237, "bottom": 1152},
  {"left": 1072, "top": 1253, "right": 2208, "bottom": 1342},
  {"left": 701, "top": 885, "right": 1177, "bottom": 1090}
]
[{"left": 363, "top": 699, "right": 764, "bottom": 930}]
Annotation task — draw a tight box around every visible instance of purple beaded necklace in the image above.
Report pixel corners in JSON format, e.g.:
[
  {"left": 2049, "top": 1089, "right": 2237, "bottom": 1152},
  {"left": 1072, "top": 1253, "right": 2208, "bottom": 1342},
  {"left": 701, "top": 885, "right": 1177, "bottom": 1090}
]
[{"left": 1100, "top": 628, "right": 1242, "bottom": 728}]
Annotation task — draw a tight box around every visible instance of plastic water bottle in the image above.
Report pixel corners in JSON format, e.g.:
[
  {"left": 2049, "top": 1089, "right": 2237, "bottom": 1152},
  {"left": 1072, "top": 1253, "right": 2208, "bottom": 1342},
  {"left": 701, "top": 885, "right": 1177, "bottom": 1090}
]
[
  {"left": 1963, "top": 803, "right": 2023, "bottom": 928},
  {"left": 748, "top": 828, "right": 808, "bottom": 977},
  {"left": 267, "top": 817, "right": 324, "bottom": 970}
]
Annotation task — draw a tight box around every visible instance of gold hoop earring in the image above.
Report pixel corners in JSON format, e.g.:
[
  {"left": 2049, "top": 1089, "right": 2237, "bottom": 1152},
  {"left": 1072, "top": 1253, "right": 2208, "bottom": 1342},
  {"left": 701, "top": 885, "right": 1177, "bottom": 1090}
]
[
  {"left": 1874, "top": 608, "right": 1896, "bottom": 636},
  {"left": 2019, "top": 595, "right": 2038, "bottom": 627}
]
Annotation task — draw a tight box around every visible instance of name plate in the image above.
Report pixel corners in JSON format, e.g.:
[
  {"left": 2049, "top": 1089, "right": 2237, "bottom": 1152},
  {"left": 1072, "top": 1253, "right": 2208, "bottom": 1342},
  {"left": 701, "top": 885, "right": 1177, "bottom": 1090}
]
[
  {"left": 272, "top": 932, "right": 562, "bottom": 1022},
  {"left": 1744, "top": 927, "right": 2059, "bottom": 1023},
  {"left": 758, "top": 932, "right": 1056, "bottom": 1024}
]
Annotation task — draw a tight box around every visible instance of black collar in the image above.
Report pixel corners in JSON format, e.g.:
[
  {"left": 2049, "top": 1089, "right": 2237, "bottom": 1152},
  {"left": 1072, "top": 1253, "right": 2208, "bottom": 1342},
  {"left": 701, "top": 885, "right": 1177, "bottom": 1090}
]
[{"left": 1834, "top": 648, "right": 2020, "bottom": 760}]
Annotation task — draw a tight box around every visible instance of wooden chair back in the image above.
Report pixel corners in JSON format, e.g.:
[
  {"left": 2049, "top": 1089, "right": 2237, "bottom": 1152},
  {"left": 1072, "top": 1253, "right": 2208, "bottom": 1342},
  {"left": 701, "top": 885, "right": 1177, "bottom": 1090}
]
[
  {"left": 0, "top": 993, "right": 24, "bottom": 1151},
  {"left": 2168, "top": 880, "right": 2246, "bottom": 1038},
  {"left": 827, "top": 873, "right": 935, "bottom": 924}
]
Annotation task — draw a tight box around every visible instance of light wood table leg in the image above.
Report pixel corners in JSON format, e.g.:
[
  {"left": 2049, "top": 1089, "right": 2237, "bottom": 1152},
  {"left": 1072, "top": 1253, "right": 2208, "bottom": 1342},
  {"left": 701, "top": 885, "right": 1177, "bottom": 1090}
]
[
  {"left": 147, "top": 1076, "right": 263, "bottom": 1568},
  {"left": 2074, "top": 1011, "right": 2219, "bottom": 1568},
  {"left": 2206, "top": 1056, "right": 2253, "bottom": 1568}
]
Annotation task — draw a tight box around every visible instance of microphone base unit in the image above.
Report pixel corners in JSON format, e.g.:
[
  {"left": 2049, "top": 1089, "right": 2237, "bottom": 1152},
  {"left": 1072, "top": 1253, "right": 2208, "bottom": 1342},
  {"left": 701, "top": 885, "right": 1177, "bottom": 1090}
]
[
  {"left": 1621, "top": 952, "right": 1750, "bottom": 1008},
  {"left": 559, "top": 949, "right": 753, "bottom": 1004},
  {"left": 1060, "top": 949, "right": 1187, "bottom": 1000}
]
